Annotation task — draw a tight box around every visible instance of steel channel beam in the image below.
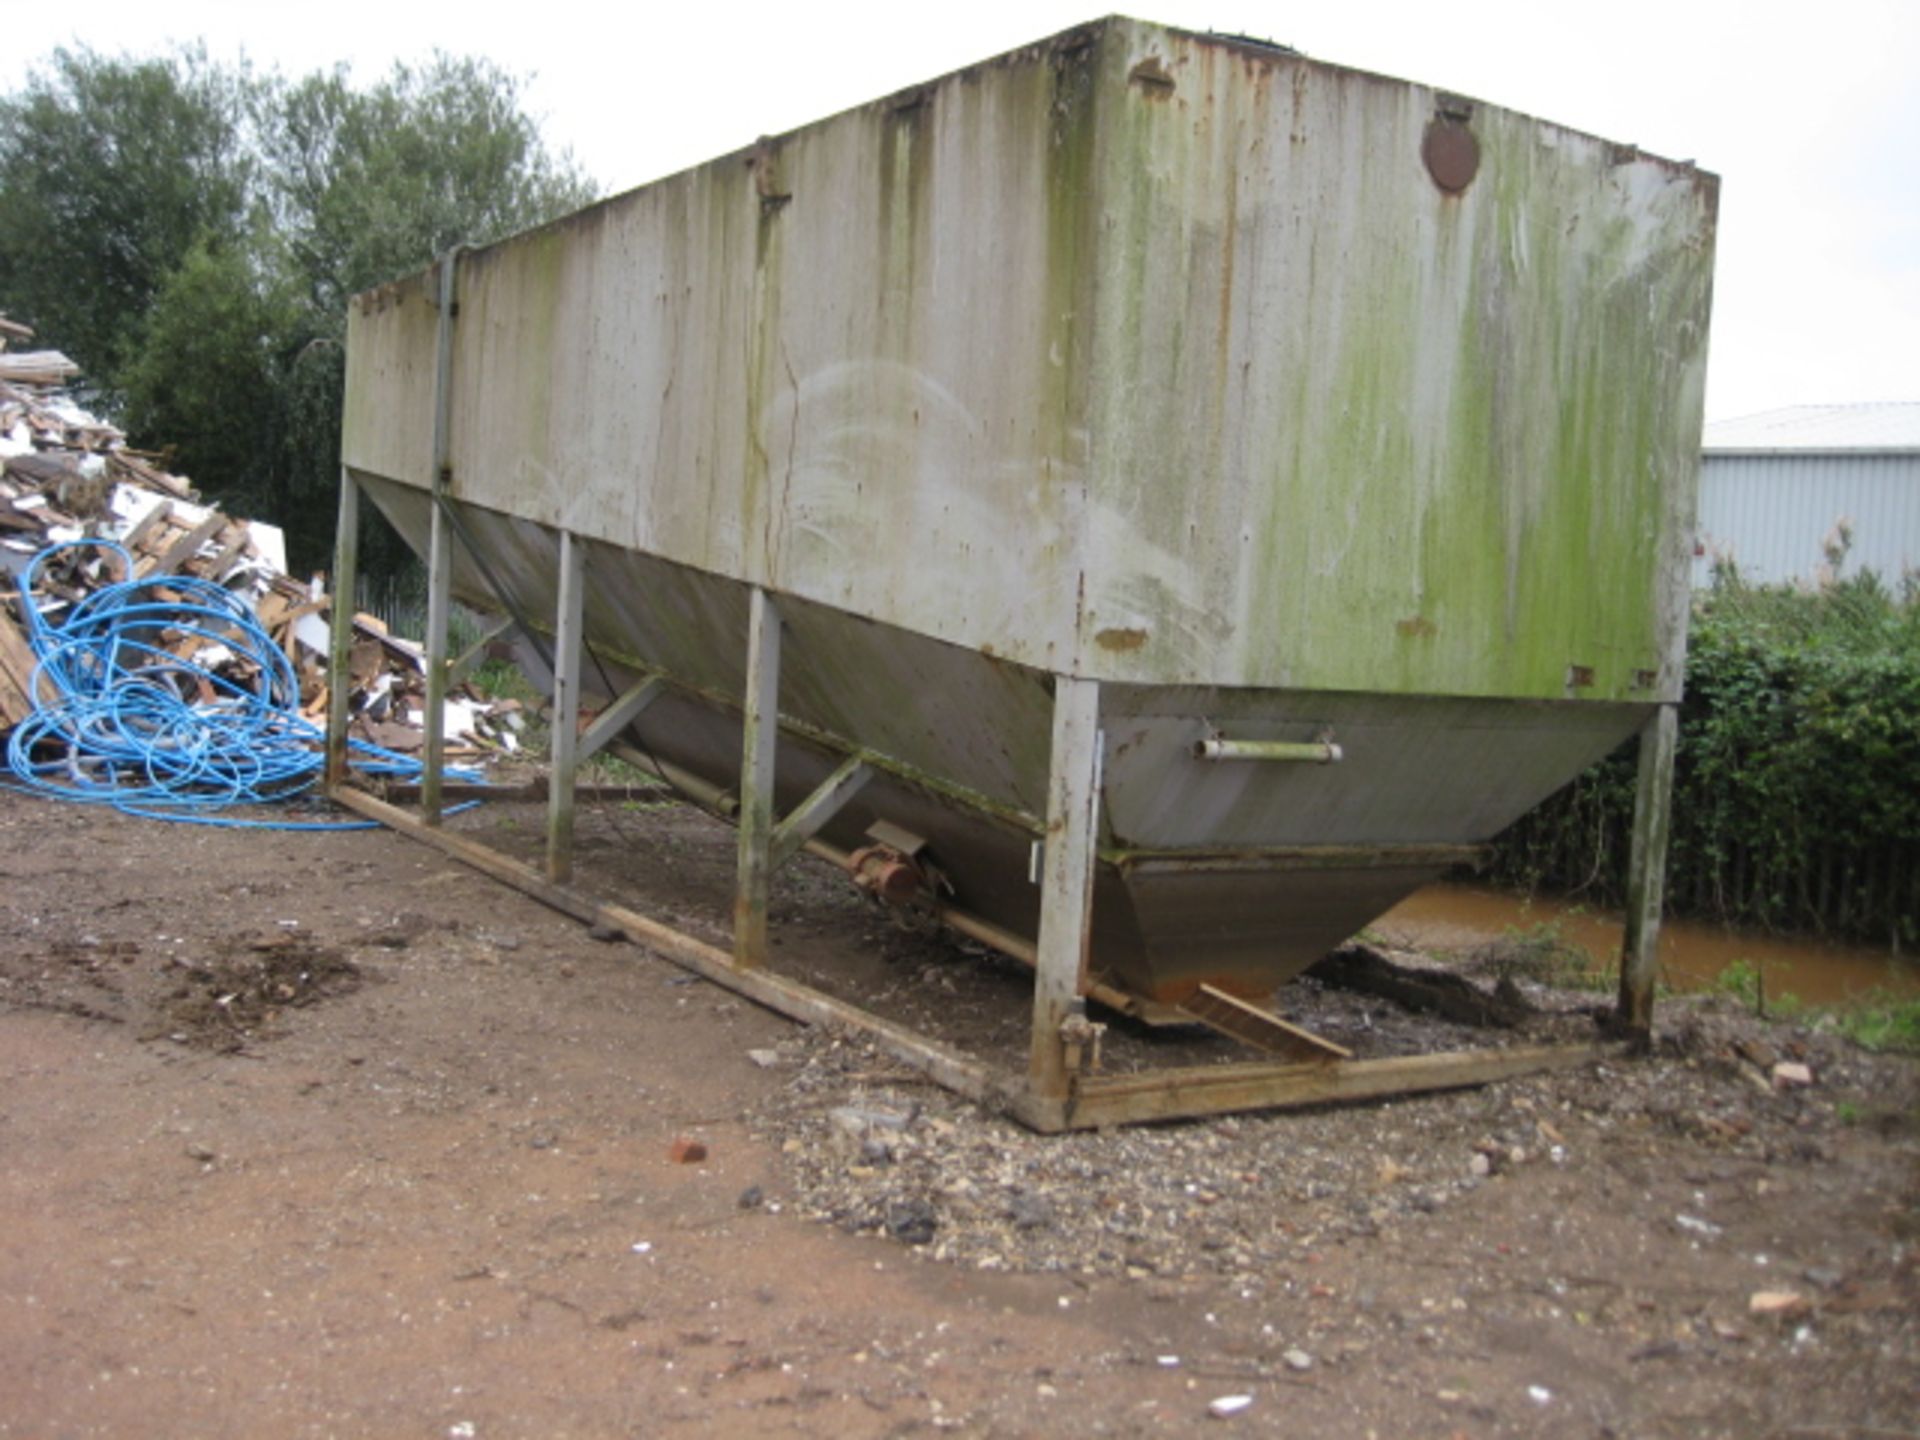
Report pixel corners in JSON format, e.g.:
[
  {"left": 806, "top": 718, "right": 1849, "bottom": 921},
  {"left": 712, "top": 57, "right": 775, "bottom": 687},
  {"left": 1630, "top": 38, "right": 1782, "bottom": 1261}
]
[
  {"left": 1616, "top": 702, "right": 1678, "bottom": 1039},
  {"left": 546, "top": 530, "right": 587, "bottom": 883},
  {"left": 734, "top": 587, "right": 782, "bottom": 967},
  {"left": 323, "top": 468, "right": 359, "bottom": 791},
  {"left": 1029, "top": 676, "right": 1102, "bottom": 1102},
  {"left": 420, "top": 247, "right": 462, "bottom": 825},
  {"left": 577, "top": 676, "right": 666, "bottom": 763}
]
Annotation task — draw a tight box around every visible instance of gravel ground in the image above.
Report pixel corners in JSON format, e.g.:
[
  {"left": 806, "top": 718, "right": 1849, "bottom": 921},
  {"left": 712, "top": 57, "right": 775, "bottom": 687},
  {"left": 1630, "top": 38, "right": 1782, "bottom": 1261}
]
[{"left": 5, "top": 789, "right": 1916, "bottom": 1437}]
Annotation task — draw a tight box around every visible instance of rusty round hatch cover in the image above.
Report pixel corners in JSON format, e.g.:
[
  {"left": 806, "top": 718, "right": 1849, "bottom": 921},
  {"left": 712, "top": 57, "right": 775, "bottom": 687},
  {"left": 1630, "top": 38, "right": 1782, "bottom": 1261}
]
[{"left": 1422, "top": 119, "right": 1480, "bottom": 194}]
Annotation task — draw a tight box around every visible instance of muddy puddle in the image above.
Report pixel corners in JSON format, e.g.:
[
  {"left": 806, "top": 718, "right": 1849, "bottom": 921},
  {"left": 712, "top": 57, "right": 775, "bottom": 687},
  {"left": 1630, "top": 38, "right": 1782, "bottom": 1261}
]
[{"left": 1378, "top": 882, "right": 1919, "bottom": 1007}]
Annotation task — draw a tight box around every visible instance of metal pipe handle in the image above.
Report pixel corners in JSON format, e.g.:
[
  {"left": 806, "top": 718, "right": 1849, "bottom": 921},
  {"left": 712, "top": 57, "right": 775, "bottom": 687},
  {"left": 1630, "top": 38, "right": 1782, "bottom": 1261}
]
[{"left": 1194, "top": 738, "right": 1343, "bottom": 764}]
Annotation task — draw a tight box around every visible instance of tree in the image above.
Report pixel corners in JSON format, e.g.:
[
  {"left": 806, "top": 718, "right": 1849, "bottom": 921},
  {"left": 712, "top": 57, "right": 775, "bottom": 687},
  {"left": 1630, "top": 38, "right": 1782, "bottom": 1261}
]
[
  {"left": 250, "top": 54, "right": 596, "bottom": 571},
  {"left": 119, "top": 241, "right": 299, "bottom": 525},
  {"left": 263, "top": 55, "right": 595, "bottom": 324},
  {"left": 0, "top": 47, "right": 253, "bottom": 395},
  {"left": 0, "top": 47, "right": 596, "bottom": 573}
]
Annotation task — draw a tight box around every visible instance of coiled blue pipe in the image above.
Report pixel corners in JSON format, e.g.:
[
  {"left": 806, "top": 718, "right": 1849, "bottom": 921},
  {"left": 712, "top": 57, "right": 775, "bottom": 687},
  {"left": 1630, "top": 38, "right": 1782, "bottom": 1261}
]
[{"left": 6, "top": 540, "right": 480, "bottom": 828}]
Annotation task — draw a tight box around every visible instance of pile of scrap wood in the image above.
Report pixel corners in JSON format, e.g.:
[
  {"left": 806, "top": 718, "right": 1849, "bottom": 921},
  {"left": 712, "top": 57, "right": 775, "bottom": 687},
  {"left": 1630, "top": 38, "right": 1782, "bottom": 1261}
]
[{"left": 0, "top": 317, "right": 522, "bottom": 765}]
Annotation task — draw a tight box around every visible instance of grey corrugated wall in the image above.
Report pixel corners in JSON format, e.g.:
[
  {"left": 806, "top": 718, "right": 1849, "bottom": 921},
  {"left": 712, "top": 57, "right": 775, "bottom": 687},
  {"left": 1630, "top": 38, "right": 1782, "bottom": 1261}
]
[{"left": 1694, "top": 451, "right": 1920, "bottom": 585}]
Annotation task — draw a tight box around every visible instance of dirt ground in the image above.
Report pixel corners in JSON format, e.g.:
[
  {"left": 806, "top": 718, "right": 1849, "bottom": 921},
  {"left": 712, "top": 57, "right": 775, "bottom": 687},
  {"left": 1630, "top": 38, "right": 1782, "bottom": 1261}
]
[{"left": 2, "top": 786, "right": 1915, "bottom": 1439}]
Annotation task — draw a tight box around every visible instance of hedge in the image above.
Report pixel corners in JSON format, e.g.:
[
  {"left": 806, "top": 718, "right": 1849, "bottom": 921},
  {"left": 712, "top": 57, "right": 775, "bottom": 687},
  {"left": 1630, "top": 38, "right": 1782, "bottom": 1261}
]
[{"left": 1486, "top": 564, "right": 1920, "bottom": 949}]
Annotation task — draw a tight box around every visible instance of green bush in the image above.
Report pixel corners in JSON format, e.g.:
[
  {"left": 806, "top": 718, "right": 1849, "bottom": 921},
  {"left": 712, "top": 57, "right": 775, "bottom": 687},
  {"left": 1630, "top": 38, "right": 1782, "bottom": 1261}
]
[
  {"left": 1488, "top": 563, "right": 1920, "bottom": 948},
  {"left": 1828, "top": 993, "right": 1920, "bottom": 1054}
]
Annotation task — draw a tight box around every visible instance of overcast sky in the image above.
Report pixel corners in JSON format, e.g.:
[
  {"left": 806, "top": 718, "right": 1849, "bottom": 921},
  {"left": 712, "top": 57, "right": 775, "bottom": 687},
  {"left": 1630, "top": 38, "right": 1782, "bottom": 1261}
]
[{"left": 10, "top": 0, "right": 1917, "bottom": 422}]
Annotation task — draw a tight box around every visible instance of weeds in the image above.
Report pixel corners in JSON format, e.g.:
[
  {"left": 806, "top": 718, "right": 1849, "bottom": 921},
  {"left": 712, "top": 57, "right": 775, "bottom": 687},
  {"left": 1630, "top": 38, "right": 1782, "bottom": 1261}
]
[
  {"left": 1711, "top": 958, "right": 1807, "bottom": 1019},
  {"left": 1708, "top": 959, "right": 1920, "bottom": 1054},
  {"left": 1476, "top": 919, "right": 1612, "bottom": 992},
  {"left": 1825, "top": 992, "right": 1920, "bottom": 1055}
]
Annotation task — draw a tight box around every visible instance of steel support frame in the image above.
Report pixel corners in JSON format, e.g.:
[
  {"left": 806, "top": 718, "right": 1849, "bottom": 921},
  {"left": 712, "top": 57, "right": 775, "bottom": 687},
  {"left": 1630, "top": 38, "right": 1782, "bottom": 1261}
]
[
  {"left": 546, "top": 530, "right": 588, "bottom": 882},
  {"left": 1616, "top": 702, "right": 1679, "bottom": 1041},
  {"left": 323, "top": 469, "right": 358, "bottom": 791},
  {"left": 733, "top": 586, "right": 782, "bottom": 967},
  {"left": 325, "top": 503, "right": 1614, "bottom": 1126},
  {"left": 1029, "top": 675, "right": 1103, "bottom": 1104},
  {"left": 420, "top": 247, "right": 462, "bottom": 826}
]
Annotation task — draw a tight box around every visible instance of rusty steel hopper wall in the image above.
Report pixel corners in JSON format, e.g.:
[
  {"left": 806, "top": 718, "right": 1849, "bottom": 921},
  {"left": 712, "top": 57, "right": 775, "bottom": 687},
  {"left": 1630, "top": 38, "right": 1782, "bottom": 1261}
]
[{"left": 340, "top": 17, "right": 1717, "bottom": 1003}]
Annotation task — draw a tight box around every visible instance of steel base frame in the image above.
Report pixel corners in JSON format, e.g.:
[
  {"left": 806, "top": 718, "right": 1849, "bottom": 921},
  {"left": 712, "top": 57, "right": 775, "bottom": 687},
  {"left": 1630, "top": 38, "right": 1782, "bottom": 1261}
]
[
  {"left": 323, "top": 783, "right": 1617, "bottom": 1130},
  {"left": 323, "top": 519, "right": 1625, "bottom": 1130}
]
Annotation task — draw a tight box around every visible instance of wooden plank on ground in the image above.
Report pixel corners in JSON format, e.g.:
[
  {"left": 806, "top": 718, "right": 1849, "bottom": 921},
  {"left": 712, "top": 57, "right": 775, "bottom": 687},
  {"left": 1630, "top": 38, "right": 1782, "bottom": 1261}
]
[
  {"left": 1065, "top": 1043, "right": 1615, "bottom": 1129},
  {"left": 0, "top": 603, "right": 46, "bottom": 726},
  {"left": 1178, "top": 984, "right": 1352, "bottom": 1061}
]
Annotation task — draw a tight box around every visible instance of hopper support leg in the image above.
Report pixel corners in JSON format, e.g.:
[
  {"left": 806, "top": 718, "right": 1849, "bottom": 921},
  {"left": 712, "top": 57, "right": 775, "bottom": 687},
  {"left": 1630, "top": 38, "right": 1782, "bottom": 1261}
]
[
  {"left": 1616, "top": 702, "right": 1678, "bottom": 1042},
  {"left": 420, "top": 248, "right": 461, "bottom": 825},
  {"left": 323, "top": 469, "right": 359, "bottom": 792},
  {"left": 546, "top": 530, "right": 587, "bottom": 883},
  {"left": 1029, "top": 675, "right": 1102, "bottom": 1104},
  {"left": 420, "top": 493, "right": 454, "bottom": 824},
  {"left": 734, "top": 586, "right": 783, "bottom": 967}
]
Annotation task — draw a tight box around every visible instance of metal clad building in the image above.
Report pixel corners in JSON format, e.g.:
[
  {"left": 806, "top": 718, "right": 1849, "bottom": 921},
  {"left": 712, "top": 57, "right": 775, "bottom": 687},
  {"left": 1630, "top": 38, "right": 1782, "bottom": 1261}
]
[{"left": 1695, "top": 403, "right": 1920, "bottom": 585}]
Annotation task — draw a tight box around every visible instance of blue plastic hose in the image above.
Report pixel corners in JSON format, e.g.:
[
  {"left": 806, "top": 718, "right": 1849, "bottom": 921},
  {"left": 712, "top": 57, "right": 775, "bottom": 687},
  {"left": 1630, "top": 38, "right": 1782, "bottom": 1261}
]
[{"left": 5, "top": 539, "right": 481, "bottom": 828}]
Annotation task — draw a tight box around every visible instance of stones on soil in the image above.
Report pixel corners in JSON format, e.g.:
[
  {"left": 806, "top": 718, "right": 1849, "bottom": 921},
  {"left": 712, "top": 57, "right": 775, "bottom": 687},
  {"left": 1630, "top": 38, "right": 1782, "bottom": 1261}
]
[
  {"left": 884, "top": 1197, "right": 938, "bottom": 1246},
  {"left": 748, "top": 985, "right": 1909, "bottom": 1280}
]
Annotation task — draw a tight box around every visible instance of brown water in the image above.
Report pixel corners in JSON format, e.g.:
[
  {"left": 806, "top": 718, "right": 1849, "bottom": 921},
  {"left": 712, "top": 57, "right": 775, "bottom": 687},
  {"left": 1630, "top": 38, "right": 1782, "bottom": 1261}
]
[{"left": 1378, "top": 883, "right": 1920, "bottom": 1007}]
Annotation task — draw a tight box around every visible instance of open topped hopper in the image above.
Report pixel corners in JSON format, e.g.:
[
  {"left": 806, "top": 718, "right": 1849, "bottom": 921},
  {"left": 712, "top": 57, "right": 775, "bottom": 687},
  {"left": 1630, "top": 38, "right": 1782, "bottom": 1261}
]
[{"left": 332, "top": 17, "right": 1715, "bottom": 1126}]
